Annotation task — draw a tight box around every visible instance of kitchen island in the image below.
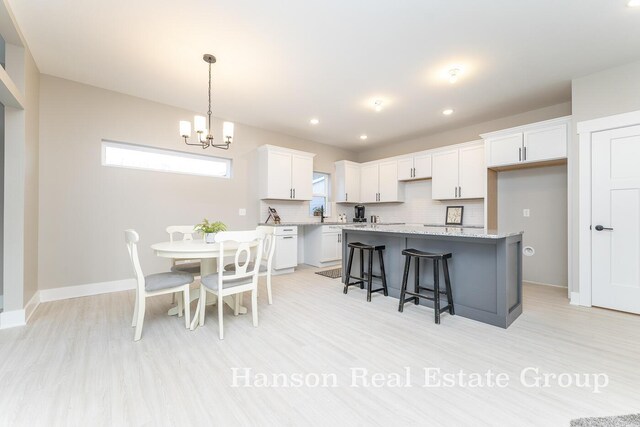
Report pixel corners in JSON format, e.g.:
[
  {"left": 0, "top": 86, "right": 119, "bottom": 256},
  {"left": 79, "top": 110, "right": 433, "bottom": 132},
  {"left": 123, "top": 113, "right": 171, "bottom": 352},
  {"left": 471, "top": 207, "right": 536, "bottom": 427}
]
[{"left": 341, "top": 224, "right": 523, "bottom": 328}]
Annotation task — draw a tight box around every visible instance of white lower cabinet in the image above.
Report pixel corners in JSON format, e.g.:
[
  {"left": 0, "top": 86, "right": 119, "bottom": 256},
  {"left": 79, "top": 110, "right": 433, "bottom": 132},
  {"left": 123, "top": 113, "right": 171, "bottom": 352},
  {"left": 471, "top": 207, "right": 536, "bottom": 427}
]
[
  {"left": 273, "top": 226, "right": 298, "bottom": 271},
  {"left": 304, "top": 225, "right": 342, "bottom": 268}
]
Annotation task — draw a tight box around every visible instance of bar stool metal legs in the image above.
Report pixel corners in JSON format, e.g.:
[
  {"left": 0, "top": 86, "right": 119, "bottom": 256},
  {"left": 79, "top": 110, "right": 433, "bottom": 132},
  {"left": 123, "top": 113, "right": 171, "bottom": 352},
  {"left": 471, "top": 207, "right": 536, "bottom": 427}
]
[
  {"left": 344, "top": 242, "right": 388, "bottom": 301},
  {"left": 398, "top": 249, "right": 455, "bottom": 324}
]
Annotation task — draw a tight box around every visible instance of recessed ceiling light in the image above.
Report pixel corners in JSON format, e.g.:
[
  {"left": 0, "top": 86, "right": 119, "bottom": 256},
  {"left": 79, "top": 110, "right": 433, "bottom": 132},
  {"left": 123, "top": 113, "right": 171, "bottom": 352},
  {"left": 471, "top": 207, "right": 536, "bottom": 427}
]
[
  {"left": 442, "top": 109, "right": 454, "bottom": 116},
  {"left": 360, "top": 134, "right": 368, "bottom": 140},
  {"left": 628, "top": 0, "right": 640, "bottom": 7},
  {"left": 373, "top": 100, "right": 383, "bottom": 112},
  {"left": 309, "top": 118, "right": 319, "bottom": 125}
]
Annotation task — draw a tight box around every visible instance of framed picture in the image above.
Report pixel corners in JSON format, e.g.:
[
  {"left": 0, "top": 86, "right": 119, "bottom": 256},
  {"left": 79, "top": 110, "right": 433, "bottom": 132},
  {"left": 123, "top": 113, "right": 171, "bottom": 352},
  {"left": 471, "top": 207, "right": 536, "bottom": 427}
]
[{"left": 445, "top": 206, "right": 464, "bottom": 225}]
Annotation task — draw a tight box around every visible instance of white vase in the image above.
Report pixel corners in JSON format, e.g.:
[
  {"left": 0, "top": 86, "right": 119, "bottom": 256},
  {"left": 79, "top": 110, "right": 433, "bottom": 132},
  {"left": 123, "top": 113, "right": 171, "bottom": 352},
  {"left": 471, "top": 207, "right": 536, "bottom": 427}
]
[{"left": 205, "top": 233, "right": 217, "bottom": 244}]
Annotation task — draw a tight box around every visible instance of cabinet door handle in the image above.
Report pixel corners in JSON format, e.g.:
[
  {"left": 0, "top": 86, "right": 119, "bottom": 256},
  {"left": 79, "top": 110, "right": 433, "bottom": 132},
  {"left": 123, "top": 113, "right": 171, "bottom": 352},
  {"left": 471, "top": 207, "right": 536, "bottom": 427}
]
[
  {"left": 413, "top": 167, "right": 415, "bottom": 177},
  {"left": 293, "top": 188, "right": 296, "bottom": 199},
  {"left": 519, "top": 147, "right": 522, "bottom": 162},
  {"left": 345, "top": 192, "right": 348, "bottom": 201},
  {"left": 458, "top": 186, "right": 462, "bottom": 198},
  {"left": 523, "top": 147, "right": 527, "bottom": 161},
  {"left": 455, "top": 187, "right": 458, "bottom": 198},
  {"left": 290, "top": 188, "right": 292, "bottom": 198}
]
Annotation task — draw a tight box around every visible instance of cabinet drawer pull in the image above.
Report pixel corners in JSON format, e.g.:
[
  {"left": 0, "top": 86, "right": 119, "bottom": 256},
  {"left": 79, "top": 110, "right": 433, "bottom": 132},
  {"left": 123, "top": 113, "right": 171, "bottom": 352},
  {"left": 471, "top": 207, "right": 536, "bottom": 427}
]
[
  {"left": 283, "top": 228, "right": 293, "bottom": 231},
  {"left": 283, "top": 236, "right": 294, "bottom": 239}
]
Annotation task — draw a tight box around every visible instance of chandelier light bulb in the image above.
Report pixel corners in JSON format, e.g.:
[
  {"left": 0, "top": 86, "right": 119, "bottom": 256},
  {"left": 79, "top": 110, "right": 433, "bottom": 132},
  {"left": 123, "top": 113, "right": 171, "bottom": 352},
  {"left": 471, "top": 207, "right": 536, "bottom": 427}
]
[
  {"left": 448, "top": 68, "right": 461, "bottom": 84},
  {"left": 374, "top": 100, "right": 383, "bottom": 112}
]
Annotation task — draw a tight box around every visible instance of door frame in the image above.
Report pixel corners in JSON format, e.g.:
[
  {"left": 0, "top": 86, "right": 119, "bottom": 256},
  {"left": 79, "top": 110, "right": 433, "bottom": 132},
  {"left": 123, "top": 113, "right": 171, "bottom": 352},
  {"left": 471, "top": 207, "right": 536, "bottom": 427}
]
[{"left": 576, "top": 109, "right": 640, "bottom": 307}]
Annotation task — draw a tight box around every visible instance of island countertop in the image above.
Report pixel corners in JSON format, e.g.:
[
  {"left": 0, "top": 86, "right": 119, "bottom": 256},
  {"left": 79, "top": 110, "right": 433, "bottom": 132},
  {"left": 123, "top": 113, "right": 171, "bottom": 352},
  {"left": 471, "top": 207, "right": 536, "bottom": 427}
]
[{"left": 340, "top": 224, "right": 523, "bottom": 239}]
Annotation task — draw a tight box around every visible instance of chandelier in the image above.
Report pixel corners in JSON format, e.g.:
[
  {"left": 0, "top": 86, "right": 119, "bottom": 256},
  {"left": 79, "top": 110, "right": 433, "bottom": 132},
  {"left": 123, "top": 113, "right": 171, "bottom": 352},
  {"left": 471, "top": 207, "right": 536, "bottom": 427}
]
[{"left": 179, "top": 54, "right": 234, "bottom": 149}]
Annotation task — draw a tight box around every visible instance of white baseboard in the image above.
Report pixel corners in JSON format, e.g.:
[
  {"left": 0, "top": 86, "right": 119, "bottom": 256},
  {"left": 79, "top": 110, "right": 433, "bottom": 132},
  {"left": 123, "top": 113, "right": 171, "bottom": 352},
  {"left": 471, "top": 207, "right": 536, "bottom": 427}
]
[
  {"left": 25, "top": 291, "right": 41, "bottom": 322},
  {"left": 570, "top": 292, "right": 581, "bottom": 306},
  {"left": 0, "top": 309, "right": 26, "bottom": 329},
  {"left": 39, "top": 279, "right": 136, "bottom": 303},
  {"left": 524, "top": 280, "right": 568, "bottom": 289}
]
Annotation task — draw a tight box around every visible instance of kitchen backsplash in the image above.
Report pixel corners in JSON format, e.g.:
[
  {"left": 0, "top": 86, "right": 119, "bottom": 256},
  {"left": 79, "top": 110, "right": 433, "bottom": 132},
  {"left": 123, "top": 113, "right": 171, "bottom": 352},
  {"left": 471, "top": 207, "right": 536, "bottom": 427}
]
[
  {"left": 334, "top": 180, "right": 484, "bottom": 226},
  {"left": 260, "top": 180, "right": 483, "bottom": 226}
]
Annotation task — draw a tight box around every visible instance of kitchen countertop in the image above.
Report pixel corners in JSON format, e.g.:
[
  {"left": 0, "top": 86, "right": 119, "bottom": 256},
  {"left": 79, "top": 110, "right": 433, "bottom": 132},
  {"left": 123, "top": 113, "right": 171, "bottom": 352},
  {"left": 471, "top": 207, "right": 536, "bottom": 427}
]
[
  {"left": 258, "top": 222, "right": 403, "bottom": 227},
  {"left": 341, "top": 224, "right": 523, "bottom": 239}
]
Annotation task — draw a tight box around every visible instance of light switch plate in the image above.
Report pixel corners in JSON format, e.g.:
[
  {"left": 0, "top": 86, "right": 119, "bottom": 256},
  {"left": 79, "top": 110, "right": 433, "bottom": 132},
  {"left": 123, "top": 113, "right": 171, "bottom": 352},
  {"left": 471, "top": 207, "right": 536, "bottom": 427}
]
[
  {"left": 239, "top": 208, "right": 246, "bottom": 216},
  {"left": 523, "top": 209, "right": 530, "bottom": 217}
]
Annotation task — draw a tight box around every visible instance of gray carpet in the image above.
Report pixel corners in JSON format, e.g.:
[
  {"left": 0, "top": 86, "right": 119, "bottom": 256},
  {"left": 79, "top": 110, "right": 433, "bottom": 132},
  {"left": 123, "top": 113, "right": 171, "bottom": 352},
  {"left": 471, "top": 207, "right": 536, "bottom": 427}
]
[
  {"left": 315, "top": 268, "right": 342, "bottom": 279},
  {"left": 571, "top": 414, "right": 640, "bottom": 426}
]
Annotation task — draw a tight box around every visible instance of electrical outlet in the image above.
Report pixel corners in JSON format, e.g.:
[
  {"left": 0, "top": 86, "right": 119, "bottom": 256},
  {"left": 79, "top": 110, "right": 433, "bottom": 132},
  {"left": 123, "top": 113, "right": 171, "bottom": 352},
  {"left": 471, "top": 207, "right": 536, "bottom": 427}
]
[
  {"left": 239, "top": 208, "right": 246, "bottom": 216},
  {"left": 523, "top": 209, "right": 530, "bottom": 217}
]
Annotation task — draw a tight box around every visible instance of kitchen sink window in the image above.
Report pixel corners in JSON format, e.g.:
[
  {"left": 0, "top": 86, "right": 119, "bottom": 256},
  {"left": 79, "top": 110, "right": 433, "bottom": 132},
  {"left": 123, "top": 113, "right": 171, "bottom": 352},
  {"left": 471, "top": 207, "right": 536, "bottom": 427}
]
[{"left": 310, "top": 172, "right": 330, "bottom": 217}]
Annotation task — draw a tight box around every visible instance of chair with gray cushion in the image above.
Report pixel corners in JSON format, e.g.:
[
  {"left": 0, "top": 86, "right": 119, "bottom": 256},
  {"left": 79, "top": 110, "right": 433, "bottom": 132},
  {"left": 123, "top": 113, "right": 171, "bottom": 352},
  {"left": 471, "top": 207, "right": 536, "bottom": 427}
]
[
  {"left": 125, "top": 229, "right": 194, "bottom": 341},
  {"left": 197, "top": 230, "right": 264, "bottom": 339},
  {"left": 167, "top": 225, "right": 201, "bottom": 276},
  {"left": 224, "top": 226, "right": 276, "bottom": 304}
]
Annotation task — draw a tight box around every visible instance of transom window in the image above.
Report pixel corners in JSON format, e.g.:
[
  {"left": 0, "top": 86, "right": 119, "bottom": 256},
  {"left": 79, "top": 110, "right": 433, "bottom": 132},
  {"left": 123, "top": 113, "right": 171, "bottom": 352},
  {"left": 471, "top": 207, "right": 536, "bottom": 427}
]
[{"left": 101, "top": 140, "right": 231, "bottom": 178}]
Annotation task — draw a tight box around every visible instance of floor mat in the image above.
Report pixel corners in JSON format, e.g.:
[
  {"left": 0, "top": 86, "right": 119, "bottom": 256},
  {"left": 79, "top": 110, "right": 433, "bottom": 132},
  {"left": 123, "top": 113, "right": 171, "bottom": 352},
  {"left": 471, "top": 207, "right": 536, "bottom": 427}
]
[
  {"left": 315, "top": 268, "right": 342, "bottom": 279},
  {"left": 571, "top": 414, "right": 640, "bottom": 426}
]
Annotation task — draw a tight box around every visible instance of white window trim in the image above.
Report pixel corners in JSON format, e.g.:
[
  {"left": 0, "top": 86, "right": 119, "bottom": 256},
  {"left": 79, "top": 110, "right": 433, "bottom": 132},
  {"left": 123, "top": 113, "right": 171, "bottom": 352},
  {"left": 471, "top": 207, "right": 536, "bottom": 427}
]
[{"left": 101, "top": 139, "right": 232, "bottom": 179}]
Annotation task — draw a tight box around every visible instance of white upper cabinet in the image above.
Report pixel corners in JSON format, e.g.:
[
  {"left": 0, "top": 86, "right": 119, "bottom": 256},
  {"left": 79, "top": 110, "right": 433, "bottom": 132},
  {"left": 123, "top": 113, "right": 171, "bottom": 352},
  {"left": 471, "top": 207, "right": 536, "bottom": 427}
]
[
  {"left": 360, "top": 163, "right": 380, "bottom": 203},
  {"left": 432, "top": 142, "right": 485, "bottom": 200},
  {"left": 258, "top": 145, "right": 315, "bottom": 200},
  {"left": 486, "top": 133, "right": 523, "bottom": 167},
  {"left": 378, "top": 160, "right": 400, "bottom": 202},
  {"left": 359, "top": 160, "right": 402, "bottom": 203},
  {"left": 335, "top": 161, "right": 361, "bottom": 203},
  {"left": 483, "top": 117, "right": 570, "bottom": 168},
  {"left": 524, "top": 124, "right": 567, "bottom": 163},
  {"left": 398, "top": 152, "right": 432, "bottom": 181}
]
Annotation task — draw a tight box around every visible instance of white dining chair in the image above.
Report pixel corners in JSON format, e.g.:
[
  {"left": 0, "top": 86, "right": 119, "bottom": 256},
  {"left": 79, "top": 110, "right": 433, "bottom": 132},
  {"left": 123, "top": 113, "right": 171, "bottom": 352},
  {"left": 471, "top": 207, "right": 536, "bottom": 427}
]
[
  {"left": 125, "top": 229, "right": 194, "bottom": 341},
  {"left": 225, "top": 226, "right": 276, "bottom": 304},
  {"left": 198, "top": 230, "right": 264, "bottom": 339},
  {"left": 167, "top": 225, "right": 201, "bottom": 276}
]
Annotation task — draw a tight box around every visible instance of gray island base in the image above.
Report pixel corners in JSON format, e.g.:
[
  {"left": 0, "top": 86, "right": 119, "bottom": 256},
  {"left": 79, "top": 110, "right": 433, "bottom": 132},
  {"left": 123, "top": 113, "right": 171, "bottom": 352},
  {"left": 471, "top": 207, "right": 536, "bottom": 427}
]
[{"left": 341, "top": 225, "right": 523, "bottom": 328}]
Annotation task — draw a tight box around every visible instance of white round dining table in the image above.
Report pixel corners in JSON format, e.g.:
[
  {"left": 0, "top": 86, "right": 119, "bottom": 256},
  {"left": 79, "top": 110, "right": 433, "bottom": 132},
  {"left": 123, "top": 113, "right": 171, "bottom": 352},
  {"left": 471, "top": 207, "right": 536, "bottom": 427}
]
[{"left": 151, "top": 240, "right": 247, "bottom": 328}]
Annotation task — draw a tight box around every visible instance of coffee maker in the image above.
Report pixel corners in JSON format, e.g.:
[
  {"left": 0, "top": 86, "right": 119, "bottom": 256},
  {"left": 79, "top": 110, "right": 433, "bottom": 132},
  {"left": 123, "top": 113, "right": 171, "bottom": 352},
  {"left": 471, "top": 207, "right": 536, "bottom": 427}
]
[{"left": 353, "top": 205, "right": 366, "bottom": 222}]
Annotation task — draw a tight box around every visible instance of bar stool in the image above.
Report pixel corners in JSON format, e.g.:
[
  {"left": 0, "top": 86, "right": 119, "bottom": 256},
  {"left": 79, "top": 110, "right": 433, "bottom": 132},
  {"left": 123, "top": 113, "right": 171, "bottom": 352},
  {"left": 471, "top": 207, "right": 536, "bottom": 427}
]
[
  {"left": 344, "top": 242, "right": 388, "bottom": 301},
  {"left": 398, "top": 249, "right": 455, "bottom": 324}
]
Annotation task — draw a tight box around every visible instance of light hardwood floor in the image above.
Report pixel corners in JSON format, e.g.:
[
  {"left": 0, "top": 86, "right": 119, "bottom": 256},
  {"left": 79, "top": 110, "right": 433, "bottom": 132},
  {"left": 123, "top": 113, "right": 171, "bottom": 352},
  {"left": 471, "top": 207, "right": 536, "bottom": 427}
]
[{"left": 1, "top": 266, "right": 639, "bottom": 426}]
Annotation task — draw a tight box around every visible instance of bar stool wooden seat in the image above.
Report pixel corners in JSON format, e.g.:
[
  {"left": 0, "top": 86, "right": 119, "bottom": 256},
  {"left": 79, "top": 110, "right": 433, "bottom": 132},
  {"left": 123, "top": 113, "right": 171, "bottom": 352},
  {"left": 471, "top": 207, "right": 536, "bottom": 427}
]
[
  {"left": 344, "top": 242, "right": 388, "bottom": 302},
  {"left": 398, "top": 248, "right": 455, "bottom": 324}
]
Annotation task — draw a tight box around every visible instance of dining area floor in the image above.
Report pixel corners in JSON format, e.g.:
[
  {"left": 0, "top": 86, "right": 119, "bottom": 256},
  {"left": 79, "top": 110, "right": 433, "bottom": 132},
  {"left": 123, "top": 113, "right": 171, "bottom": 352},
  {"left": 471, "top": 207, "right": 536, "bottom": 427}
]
[{"left": 1, "top": 266, "right": 640, "bottom": 426}]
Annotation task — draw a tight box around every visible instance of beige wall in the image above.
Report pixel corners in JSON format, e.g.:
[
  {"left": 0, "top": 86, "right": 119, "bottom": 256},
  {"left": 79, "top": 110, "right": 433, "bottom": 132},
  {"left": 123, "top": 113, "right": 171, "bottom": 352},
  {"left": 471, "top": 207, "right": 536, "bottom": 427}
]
[
  {"left": 498, "top": 165, "right": 568, "bottom": 287},
  {"left": 23, "top": 47, "right": 39, "bottom": 305},
  {"left": 38, "top": 75, "right": 357, "bottom": 290},
  {"left": 357, "top": 102, "right": 571, "bottom": 162},
  {"left": 569, "top": 60, "right": 640, "bottom": 293}
]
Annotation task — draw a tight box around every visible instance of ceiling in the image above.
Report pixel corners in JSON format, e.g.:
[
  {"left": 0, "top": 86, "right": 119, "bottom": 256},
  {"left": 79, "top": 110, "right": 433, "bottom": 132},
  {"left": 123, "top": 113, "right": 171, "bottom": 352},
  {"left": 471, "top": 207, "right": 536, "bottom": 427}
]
[{"left": 8, "top": 0, "right": 640, "bottom": 150}]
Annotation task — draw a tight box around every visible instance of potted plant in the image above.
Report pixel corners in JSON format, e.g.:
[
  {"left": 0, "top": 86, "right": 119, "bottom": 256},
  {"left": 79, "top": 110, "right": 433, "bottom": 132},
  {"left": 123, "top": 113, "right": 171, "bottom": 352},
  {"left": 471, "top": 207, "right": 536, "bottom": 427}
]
[{"left": 194, "top": 219, "right": 227, "bottom": 243}]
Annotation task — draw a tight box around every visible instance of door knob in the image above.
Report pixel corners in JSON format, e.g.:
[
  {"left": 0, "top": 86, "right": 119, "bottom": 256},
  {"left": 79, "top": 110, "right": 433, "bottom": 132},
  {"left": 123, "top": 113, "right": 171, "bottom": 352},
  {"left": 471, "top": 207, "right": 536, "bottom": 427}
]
[{"left": 594, "top": 225, "right": 613, "bottom": 231}]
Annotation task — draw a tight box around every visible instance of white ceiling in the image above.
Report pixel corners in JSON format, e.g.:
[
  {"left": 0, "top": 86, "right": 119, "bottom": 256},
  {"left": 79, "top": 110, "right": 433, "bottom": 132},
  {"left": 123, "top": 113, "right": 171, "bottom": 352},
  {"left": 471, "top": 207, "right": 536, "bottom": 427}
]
[{"left": 9, "top": 0, "right": 640, "bottom": 149}]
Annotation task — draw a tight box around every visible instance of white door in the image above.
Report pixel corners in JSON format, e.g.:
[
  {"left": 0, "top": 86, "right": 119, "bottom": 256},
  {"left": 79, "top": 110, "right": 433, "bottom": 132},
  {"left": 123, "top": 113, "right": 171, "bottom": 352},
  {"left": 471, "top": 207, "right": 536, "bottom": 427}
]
[
  {"left": 432, "top": 150, "right": 459, "bottom": 200},
  {"left": 291, "top": 154, "right": 313, "bottom": 200},
  {"left": 592, "top": 125, "right": 640, "bottom": 314},
  {"left": 344, "top": 163, "right": 361, "bottom": 203},
  {"left": 267, "top": 151, "right": 292, "bottom": 199},
  {"left": 397, "top": 157, "right": 414, "bottom": 181},
  {"left": 487, "top": 133, "right": 523, "bottom": 167},
  {"left": 378, "top": 161, "right": 399, "bottom": 202},
  {"left": 458, "top": 145, "right": 485, "bottom": 199},
  {"left": 360, "top": 164, "right": 379, "bottom": 203},
  {"left": 413, "top": 153, "right": 432, "bottom": 179},
  {"left": 524, "top": 124, "right": 567, "bottom": 163}
]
